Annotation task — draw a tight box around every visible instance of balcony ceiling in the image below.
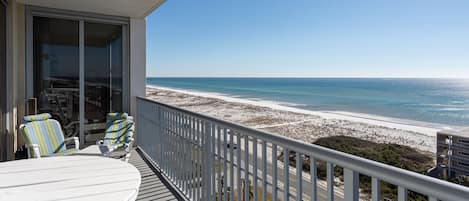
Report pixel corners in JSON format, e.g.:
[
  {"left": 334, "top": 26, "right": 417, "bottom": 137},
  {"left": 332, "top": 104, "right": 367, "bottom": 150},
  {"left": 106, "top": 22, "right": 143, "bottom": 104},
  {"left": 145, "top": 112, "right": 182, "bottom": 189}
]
[{"left": 18, "top": 0, "right": 165, "bottom": 18}]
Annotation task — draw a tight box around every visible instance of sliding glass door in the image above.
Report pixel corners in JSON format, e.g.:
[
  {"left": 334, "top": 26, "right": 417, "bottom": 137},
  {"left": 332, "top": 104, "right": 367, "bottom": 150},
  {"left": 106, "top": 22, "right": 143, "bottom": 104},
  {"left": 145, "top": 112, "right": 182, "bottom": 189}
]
[
  {"left": 33, "top": 17, "right": 80, "bottom": 137},
  {"left": 84, "top": 22, "right": 123, "bottom": 141},
  {"left": 28, "top": 8, "right": 128, "bottom": 145}
]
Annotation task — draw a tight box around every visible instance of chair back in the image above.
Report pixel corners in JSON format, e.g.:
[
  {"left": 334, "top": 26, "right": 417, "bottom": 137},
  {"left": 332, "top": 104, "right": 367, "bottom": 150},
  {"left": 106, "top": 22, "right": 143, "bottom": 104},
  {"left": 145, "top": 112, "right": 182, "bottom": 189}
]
[
  {"left": 19, "top": 113, "right": 66, "bottom": 157},
  {"left": 103, "top": 113, "right": 134, "bottom": 148}
]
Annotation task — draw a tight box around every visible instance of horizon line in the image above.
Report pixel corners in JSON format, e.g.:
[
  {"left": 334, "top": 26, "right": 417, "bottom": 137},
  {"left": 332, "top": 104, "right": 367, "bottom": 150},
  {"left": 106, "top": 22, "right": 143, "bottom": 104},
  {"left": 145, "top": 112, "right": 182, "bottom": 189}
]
[{"left": 146, "top": 76, "right": 469, "bottom": 79}]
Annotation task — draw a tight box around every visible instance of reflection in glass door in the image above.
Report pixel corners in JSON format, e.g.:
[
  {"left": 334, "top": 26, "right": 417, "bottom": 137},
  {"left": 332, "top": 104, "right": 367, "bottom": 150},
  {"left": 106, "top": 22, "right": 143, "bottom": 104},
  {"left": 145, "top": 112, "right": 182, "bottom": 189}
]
[
  {"left": 33, "top": 17, "right": 80, "bottom": 137},
  {"left": 84, "top": 22, "right": 123, "bottom": 142},
  {"left": 29, "top": 11, "right": 128, "bottom": 144}
]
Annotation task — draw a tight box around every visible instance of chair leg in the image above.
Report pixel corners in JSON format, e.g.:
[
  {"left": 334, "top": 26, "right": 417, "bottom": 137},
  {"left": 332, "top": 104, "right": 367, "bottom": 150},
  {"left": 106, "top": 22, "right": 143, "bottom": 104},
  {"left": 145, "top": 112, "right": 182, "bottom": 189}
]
[{"left": 123, "top": 152, "right": 131, "bottom": 163}]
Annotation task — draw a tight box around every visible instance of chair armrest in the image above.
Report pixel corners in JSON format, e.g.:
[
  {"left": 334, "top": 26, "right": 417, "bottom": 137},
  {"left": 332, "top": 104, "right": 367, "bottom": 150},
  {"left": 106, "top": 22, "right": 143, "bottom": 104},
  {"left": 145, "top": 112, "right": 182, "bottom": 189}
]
[
  {"left": 98, "top": 144, "right": 117, "bottom": 157},
  {"left": 64, "top": 137, "right": 80, "bottom": 150},
  {"left": 124, "top": 137, "right": 135, "bottom": 152},
  {"left": 26, "top": 144, "right": 41, "bottom": 159}
]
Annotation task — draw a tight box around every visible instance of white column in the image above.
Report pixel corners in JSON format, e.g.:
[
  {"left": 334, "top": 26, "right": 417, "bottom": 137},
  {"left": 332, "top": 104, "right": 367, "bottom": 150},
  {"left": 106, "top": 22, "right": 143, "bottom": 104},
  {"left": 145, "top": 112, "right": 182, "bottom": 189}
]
[
  {"left": 5, "top": 1, "right": 25, "bottom": 161},
  {"left": 129, "top": 18, "right": 146, "bottom": 143},
  {"left": 129, "top": 18, "right": 146, "bottom": 116}
]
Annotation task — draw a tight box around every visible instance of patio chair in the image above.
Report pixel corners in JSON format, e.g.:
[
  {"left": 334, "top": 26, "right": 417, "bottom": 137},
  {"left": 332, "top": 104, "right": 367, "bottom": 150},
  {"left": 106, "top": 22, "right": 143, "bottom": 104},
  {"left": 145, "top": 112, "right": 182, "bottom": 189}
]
[
  {"left": 96, "top": 112, "right": 135, "bottom": 162},
  {"left": 19, "top": 113, "right": 80, "bottom": 158}
]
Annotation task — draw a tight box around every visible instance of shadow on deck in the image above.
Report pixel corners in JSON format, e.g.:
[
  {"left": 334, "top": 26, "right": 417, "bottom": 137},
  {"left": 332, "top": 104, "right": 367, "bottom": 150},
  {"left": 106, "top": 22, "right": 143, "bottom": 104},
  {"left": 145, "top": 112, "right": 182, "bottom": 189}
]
[{"left": 129, "top": 149, "right": 184, "bottom": 201}]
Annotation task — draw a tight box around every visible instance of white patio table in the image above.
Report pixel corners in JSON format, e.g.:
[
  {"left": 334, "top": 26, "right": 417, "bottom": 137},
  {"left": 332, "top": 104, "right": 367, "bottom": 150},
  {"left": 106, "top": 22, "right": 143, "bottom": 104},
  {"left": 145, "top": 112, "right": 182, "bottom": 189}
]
[{"left": 0, "top": 156, "right": 141, "bottom": 201}]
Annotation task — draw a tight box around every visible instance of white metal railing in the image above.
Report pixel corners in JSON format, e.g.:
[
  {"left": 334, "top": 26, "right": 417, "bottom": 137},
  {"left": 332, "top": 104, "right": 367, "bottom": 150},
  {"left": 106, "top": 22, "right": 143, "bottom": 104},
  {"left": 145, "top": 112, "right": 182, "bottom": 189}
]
[{"left": 136, "top": 96, "right": 469, "bottom": 201}]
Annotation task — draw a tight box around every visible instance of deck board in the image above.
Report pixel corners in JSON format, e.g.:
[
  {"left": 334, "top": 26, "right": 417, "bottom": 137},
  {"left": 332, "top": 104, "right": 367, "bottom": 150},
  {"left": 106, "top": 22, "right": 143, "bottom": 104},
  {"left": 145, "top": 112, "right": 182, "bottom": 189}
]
[{"left": 129, "top": 150, "right": 183, "bottom": 201}]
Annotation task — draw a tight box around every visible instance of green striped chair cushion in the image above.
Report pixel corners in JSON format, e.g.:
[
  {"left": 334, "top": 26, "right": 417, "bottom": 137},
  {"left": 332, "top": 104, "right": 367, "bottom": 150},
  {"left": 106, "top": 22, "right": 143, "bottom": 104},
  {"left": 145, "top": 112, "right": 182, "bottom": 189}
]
[
  {"left": 107, "top": 113, "right": 129, "bottom": 122},
  {"left": 103, "top": 113, "right": 134, "bottom": 148},
  {"left": 20, "top": 113, "right": 67, "bottom": 158},
  {"left": 49, "top": 149, "right": 77, "bottom": 156}
]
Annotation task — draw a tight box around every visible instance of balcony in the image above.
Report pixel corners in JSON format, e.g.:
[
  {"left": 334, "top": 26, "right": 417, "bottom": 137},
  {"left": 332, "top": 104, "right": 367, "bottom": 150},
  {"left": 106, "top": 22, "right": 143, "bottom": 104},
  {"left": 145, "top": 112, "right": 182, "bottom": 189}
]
[{"left": 134, "top": 96, "right": 469, "bottom": 201}]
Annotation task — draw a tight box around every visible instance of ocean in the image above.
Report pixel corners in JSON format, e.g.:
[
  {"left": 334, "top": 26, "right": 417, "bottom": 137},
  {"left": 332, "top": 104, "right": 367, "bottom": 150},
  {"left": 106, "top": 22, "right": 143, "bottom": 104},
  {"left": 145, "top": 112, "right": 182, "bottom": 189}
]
[{"left": 147, "top": 78, "right": 469, "bottom": 128}]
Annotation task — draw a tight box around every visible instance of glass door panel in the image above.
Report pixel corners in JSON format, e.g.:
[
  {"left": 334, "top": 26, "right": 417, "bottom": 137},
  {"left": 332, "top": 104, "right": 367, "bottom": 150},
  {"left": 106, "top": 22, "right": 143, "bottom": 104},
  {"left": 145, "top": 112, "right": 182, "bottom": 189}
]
[
  {"left": 84, "top": 22, "right": 123, "bottom": 142},
  {"left": 33, "top": 17, "right": 80, "bottom": 137}
]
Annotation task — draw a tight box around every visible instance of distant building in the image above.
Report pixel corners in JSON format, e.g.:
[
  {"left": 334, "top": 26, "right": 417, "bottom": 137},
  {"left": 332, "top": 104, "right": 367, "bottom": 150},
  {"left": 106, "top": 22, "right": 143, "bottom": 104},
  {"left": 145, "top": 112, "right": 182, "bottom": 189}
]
[{"left": 436, "top": 129, "right": 469, "bottom": 179}]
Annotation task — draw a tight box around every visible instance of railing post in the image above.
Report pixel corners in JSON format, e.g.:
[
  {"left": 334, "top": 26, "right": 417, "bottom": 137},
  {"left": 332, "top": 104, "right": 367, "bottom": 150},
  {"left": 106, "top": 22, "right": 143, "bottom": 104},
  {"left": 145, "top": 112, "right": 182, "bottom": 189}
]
[
  {"left": 203, "top": 121, "right": 212, "bottom": 200},
  {"left": 244, "top": 135, "right": 250, "bottom": 201},
  {"left": 371, "top": 177, "right": 380, "bottom": 201},
  {"left": 272, "top": 144, "right": 278, "bottom": 201},
  {"left": 262, "top": 141, "right": 267, "bottom": 201},
  {"left": 158, "top": 105, "right": 163, "bottom": 167},
  {"left": 310, "top": 157, "right": 317, "bottom": 201},
  {"left": 296, "top": 152, "right": 303, "bottom": 201},
  {"left": 327, "top": 162, "right": 334, "bottom": 201},
  {"left": 284, "top": 148, "right": 289, "bottom": 201},
  {"left": 344, "top": 168, "right": 359, "bottom": 201},
  {"left": 398, "top": 186, "right": 407, "bottom": 201}
]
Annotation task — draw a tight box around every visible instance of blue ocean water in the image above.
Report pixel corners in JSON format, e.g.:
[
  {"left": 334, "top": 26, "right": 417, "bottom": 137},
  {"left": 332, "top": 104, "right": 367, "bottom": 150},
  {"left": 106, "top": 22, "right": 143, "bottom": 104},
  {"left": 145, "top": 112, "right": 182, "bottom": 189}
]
[{"left": 147, "top": 78, "right": 469, "bottom": 128}]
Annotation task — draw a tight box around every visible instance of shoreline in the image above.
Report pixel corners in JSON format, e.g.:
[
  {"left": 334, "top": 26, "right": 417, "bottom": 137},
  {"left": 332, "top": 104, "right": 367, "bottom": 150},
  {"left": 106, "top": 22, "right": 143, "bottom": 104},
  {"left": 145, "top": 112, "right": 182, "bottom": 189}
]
[
  {"left": 147, "top": 85, "right": 446, "bottom": 136},
  {"left": 146, "top": 85, "right": 445, "bottom": 153}
]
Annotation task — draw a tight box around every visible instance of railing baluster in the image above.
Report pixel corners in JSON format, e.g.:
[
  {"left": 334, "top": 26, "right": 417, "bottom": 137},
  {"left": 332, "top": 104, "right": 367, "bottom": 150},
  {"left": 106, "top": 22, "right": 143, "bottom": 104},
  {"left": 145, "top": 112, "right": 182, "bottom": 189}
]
[
  {"left": 237, "top": 131, "right": 242, "bottom": 201},
  {"left": 202, "top": 121, "right": 208, "bottom": 200},
  {"left": 284, "top": 148, "right": 290, "bottom": 201},
  {"left": 159, "top": 107, "right": 163, "bottom": 169},
  {"left": 184, "top": 115, "right": 188, "bottom": 192},
  {"left": 272, "top": 144, "right": 278, "bottom": 201},
  {"left": 218, "top": 126, "right": 222, "bottom": 200},
  {"left": 184, "top": 115, "right": 189, "bottom": 195},
  {"left": 244, "top": 135, "right": 250, "bottom": 201},
  {"left": 188, "top": 116, "right": 193, "bottom": 200},
  {"left": 177, "top": 114, "right": 181, "bottom": 188},
  {"left": 165, "top": 111, "right": 169, "bottom": 177},
  {"left": 229, "top": 128, "right": 235, "bottom": 201},
  {"left": 327, "top": 162, "right": 334, "bottom": 201},
  {"left": 344, "top": 168, "right": 359, "bottom": 201},
  {"left": 206, "top": 121, "right": 213, "bottom": 200},
  {"left": 372, "top": 177, "right": 380, "bottom": 201},
  {"left": 296, "top": 152, "right": 302, "bottom": 201},
  {"left": 195, "top": 119, "right": 200, "bottom": 201},
  {"left": 172, "top": 112, "right": 176, "bottom": 182},
  {"left": 253, "top": 137, "right": 258, "bottom": 201},
  {"left": 223, "top": 128, "right": 228, "bottom": 201},
  {"left": 398, "top": 186, "right": 407, "bottom": 201},
  {"left": 211, "top": 123, "right": 216, "bottom": 199},
  {"left": 310, "top": 157, "right": 317, "bottom": 201},
  {"left": 177, "top": 113, "right": 181, "bottom": 188},
  {"left": 262, "top": 141, "right": 267, "bottom": 201},
  {"left": 169, "top": 112, "right": 173, "bottom": 181},
  {"left": 180, "top": 114, "right": 184, "bottom": 189},
  {"left": 165, "top": 111, "right": 169, "bottom": 175},
  {"left": 199, "top": 119, "right": 203, "bottom": 201},
  {"left": 191, "top": 117, "right": 195, "bottom": 201}
]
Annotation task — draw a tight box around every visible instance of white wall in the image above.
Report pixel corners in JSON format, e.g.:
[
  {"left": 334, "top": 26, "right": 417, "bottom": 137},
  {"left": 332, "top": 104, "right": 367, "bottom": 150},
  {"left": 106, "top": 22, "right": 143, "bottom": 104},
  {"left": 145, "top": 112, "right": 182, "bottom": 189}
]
[
  {"left": 4, "top": 0, "right": 25, "bottom": 161},
  {"left": 129, "top": 18, "right": 146, "bottom": 117}
]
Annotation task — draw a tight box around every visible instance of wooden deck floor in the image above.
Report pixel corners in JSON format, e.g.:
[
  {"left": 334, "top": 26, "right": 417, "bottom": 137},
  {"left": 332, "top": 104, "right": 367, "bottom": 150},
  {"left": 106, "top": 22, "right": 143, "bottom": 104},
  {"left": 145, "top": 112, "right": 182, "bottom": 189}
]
[{"left": 129, "top": 150, "right": 184, "bottom": 201}]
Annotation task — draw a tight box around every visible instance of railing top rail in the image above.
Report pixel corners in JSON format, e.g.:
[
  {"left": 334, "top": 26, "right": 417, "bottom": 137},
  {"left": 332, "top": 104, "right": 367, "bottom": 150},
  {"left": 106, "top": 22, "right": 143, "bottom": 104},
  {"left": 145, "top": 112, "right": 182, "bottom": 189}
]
[{"left": 137, "top": 96, "right": 469, "bottom": 200}]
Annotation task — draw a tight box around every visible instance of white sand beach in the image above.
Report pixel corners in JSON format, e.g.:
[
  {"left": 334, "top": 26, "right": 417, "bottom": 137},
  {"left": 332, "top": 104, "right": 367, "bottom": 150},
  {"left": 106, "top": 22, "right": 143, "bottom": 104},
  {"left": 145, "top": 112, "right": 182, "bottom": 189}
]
[{"left": 146, "top": 86, "right": 441, "bottom": 153}]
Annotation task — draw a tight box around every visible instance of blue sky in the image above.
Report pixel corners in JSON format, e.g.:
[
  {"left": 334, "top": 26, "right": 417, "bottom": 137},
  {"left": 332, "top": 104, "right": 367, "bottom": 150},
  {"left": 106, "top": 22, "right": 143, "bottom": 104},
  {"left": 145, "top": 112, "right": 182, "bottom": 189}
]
[{"left": 146, "top": 0, "right": 469, "bottom": 78}]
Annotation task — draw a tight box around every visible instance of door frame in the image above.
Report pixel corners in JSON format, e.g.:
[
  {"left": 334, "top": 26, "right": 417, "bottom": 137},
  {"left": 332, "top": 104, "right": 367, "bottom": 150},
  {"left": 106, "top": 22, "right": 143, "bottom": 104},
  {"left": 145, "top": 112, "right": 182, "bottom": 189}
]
[
  {"left": 25, "top": 6, "right": 130, "bottom": 145},
  {"left": 0, "top": 0, "right": 7, "bottom": 160}
]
